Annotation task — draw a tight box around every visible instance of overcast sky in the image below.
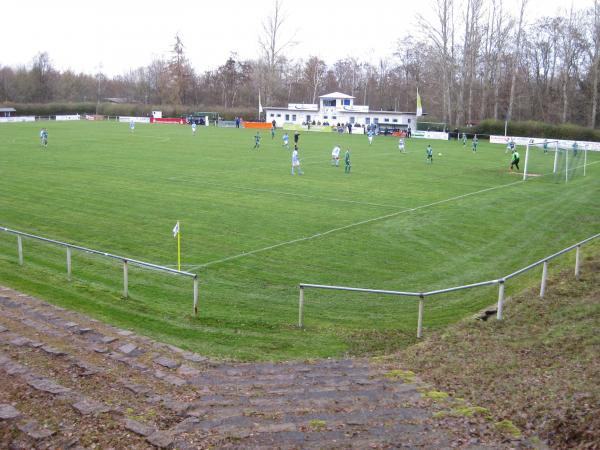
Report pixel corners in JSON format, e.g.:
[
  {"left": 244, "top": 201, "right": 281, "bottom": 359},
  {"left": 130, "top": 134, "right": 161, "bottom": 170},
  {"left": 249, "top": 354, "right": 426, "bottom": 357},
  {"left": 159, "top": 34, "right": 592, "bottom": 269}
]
[{"left": 2, "top": 0, "right": 591, "bottom": 77}]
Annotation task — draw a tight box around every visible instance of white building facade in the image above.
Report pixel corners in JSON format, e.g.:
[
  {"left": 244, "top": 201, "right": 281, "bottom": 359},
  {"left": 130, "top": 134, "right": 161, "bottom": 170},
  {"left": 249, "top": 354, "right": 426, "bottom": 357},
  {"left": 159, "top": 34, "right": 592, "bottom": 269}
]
[{"left": 264, "top": 92, "right": 418, "bottom": 131}]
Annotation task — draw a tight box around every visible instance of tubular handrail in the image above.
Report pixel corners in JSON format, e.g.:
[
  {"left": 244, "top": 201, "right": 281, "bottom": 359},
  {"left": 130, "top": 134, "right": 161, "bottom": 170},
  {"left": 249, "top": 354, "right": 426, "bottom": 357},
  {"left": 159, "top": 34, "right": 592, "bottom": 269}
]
[
  {"left": 0, "top": 226, "right": 196, "bottom": 278},
  {"left": 1, "top": 226, "right": 200, "bottom": 315},
  {"left": 298, "top": 232, "right": 600, "bottom": 336}
]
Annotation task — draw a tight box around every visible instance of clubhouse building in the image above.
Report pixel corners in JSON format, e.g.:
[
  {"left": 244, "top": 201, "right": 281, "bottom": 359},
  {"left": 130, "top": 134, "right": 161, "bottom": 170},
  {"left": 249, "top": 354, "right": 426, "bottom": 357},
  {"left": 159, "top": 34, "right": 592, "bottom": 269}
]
[{"left": 264, "top": 92, "right": 418, "bottom": 132}]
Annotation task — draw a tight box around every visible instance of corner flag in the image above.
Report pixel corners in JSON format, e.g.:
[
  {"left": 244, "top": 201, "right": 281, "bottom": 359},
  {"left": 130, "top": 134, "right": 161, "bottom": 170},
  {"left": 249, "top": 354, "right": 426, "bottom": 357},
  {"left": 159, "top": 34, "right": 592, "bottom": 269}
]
[
  {"left": 258, "top": 91, "right": 263, "bottom": 114},
  {"left": 416, "top": 88, "right": 423, "bottom": 117},
  {"left": 172, "top": 221, "right": 181, "bottom": 271}
]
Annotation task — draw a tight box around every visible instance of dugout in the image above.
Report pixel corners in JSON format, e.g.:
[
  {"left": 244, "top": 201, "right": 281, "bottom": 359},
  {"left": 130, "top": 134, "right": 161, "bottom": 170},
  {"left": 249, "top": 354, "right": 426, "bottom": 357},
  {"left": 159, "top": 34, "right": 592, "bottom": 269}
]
[
  {"left": 0, "top": 107, "right": 16, "bottom": 117},
  {"left": 186, "top": 111, "right": 219, "bottom": 125}
]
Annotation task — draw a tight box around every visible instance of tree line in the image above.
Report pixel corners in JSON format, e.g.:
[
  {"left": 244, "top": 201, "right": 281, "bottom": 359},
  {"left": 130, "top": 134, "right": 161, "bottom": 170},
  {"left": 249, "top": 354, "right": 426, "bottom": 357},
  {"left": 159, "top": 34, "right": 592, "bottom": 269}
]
[{"left": 0, "top": 0, "right": 598, "bottom": 128}]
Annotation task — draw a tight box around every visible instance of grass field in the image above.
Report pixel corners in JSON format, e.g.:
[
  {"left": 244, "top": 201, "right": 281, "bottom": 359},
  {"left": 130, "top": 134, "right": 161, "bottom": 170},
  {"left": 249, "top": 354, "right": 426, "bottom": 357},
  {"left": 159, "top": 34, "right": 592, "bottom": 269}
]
[{"left": 0, "top": 121, "right": 598, "bottom": 361}]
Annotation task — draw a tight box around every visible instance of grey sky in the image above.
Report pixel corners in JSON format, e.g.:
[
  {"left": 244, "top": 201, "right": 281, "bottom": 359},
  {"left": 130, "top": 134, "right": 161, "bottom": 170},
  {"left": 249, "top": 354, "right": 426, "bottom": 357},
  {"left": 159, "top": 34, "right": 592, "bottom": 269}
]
[{"left": 2, "top": 0, "right": 591, "bottom": 77}]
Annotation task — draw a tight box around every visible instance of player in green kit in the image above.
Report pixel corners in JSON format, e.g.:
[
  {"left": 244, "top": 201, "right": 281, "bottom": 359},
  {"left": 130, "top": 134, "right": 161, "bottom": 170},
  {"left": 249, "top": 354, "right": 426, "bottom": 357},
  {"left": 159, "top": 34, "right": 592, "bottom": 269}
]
[
  {"left": 253, "top": 132, "right": 261, "bottom": 149},
  {"left": 344, "top": 149, "right": 351, "bottom": 174},
  {"left": 462, "top": 133, "right": 467, "bottom": 147},
  {"left": 472, "top": 135, "right": 478, "bottom": 153},
  {"left": 510, "top": 150, "right": 520, "bottom": 171},
  {"left": 543, "top": 139, "right": 548, "bottom": 154},
  {"left": 426, "top": 144, "right": 433, "bottom": 163}
]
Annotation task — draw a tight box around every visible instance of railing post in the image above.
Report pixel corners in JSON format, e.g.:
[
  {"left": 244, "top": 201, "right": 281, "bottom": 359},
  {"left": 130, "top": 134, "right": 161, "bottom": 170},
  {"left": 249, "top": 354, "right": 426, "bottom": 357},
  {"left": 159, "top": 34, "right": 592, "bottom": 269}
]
[
  {"left": 497, "top": 280, "right": 505, "bottom": 320},
  {"left": 417, "top": 295, "right": 424, "bottom": 338},
  {"left": 298, "top": 286, "right": 305, "bottom": 328},
  {"left": 66, "top": 246, "right": 72, "bottom": 280},
  {"left": 193, "top": 276, "right": 199, "bottom": 316},
  {"left": 17, "top": 235, "right": 23, "bottom": 265},
  {"left": 575, "top": 245, "right": 581, "bottom": 280},
  {"left": 540, "top": 261, "right": 548, "bottom": 298},
  {"left": 123, "top": 259, "right": 128, "bottom": 298}
]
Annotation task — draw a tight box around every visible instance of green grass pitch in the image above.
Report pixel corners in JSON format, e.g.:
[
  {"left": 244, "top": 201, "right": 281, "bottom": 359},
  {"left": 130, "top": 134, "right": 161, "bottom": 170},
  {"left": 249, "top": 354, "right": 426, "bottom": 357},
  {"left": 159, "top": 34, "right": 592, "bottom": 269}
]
[{"left": 0, "top": 121, "right": 598, "bottom": 360}]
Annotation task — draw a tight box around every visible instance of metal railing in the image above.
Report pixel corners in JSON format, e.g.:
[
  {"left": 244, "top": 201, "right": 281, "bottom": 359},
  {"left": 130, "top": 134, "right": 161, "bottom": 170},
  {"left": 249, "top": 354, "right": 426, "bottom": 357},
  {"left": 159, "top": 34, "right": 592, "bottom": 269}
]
[
  {"left": 0, "top": 227, "right": 200, "bottom": 315},
  {"left": 299, "top": 233, "right": 600, "bottom": 337}
]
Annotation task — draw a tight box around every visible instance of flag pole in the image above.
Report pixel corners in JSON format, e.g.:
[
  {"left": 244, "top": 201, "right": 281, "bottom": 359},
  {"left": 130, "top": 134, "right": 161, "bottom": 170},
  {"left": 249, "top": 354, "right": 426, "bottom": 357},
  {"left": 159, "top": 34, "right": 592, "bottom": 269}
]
[{"left": 177, "top": 221, "right": 181, "bottom": 271}]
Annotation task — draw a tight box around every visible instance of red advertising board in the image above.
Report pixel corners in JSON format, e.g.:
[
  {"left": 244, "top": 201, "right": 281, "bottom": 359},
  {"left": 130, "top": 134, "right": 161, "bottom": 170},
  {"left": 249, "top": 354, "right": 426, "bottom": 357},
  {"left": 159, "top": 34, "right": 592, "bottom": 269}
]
[{"left": 150, "top": 117, "right": 186, "bottom": 124}]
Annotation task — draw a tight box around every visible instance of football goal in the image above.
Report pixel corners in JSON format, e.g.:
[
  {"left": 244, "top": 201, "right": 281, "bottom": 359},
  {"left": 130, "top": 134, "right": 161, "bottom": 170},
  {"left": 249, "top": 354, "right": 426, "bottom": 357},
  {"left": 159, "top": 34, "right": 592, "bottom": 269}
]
[{"left": 522, "top": 140, "right": 588, "bottom": 183}]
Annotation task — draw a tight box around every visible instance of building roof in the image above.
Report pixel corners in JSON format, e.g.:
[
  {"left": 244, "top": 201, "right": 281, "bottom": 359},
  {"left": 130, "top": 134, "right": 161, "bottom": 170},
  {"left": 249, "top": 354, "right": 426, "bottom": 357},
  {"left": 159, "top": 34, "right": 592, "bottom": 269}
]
[
  {"left": 319, "top": 92, "right": 355, "bottom": 99},
  {"left": 0, "top": 107, "right": 16, "bottom": 113}
]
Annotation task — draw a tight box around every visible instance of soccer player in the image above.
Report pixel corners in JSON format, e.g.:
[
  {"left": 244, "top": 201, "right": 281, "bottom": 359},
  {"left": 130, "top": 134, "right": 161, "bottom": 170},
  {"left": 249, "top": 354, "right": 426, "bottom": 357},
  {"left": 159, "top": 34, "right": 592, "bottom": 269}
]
[
  {"left": 505, "top": 139, "right": 515, "bottom": 154},
  {"left": 367, "top": 130, "right": 374, "bottom": 145},
  {"left": 331, "top": 145, "right": 341, "bottom": 167},
  {"left": 129, "top": 119, "right": 135, "bottom": 132},
  {"left": 543, "top": 139, "right": 548, "bottom": 154},
  {"left": 426, "top": 144, "right": 433, "bottom": 163},
  {"left": 462, "top": 133, "right": 467, "bottom": 147},
  {"left": 192, "top": 122, "right": 197, "bottom": 135},
  {"left": 291, "top": 145, "right": 303, "bottom": 175},
  {"left": 40, "top": 128, "right": 48, "bottom": 148},
  {"left": 472, "top": 135, "right": 478, "bottom": 153},
  {"left": 398, "top": 138, "right": 406, "bottom": 153},
  {"left": 344, "top": 149, "right": 351, "bottom": 174},
  {"left": 572, "top": 141, "right": 578, "bottom": 156},
  {"left": 294, "top": 131, "right": 300, "bottom": 145},
  {"left": 510, "top": 150, "right": 520, "bottom": 171},
  {"left": 282, "top": 132, "right": 289, "bottom": 149},
  {"left": 271, "top": 124, "right": 276, "bottom": 140},
  {"left": 253, "top": 132, "right": 261, "bottom": 149}
]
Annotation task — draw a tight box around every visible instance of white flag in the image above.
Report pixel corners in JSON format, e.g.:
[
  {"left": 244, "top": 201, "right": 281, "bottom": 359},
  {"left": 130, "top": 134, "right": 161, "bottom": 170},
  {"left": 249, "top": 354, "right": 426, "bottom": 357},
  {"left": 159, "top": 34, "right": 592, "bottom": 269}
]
[
  {"left": 172, "top": 221, "right": 179, "bottom": 238},
  {"left": 258, "top": 91, "right": 263, "bottom": 113}
]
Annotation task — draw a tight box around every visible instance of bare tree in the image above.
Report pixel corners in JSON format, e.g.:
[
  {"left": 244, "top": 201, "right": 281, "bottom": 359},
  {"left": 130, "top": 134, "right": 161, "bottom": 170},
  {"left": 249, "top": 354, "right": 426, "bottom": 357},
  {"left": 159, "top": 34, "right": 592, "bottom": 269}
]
[
  {"left": 419, "top": 0, "right": 456, "bottom": 124},
  {"left": 506, "top": 0, "right": 528, "bottom": 122},
  {"left": 258, "top": 0, "right": 297, "bottom": 104},
  {"left": 588, "top": 0, "right": 600, "bottom": 127}
]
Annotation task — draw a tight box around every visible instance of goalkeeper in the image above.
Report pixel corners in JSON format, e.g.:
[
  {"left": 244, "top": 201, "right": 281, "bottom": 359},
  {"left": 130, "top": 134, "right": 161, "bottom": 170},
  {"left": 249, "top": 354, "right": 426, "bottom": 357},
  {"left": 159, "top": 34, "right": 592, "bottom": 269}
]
[{"left": 510, "top": 150, "right": 520, "bottom": 171}]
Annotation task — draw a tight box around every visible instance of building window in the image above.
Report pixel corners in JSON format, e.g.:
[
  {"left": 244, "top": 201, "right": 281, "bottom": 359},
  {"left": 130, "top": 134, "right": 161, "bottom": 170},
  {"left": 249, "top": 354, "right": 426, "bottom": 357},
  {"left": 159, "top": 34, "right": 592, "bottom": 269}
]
[
  {"left": 292, "top": 114, "right": 297, "bottom": 121},
  {"left": 365, "top": 117, "right": 371, "bottom": 124},
  {"left": 374, "top": 118, "right": 379, "bottom": 124},
  {"left": 276, "top": 114, "right": 281, "bottom": 117},
  {"left": 350, "top": 116, "right": 355, "bottom": 124},
  {"left": 332, "top": 116, "right": 337, "bottom": 120},
  {"left": 343, "top": 99, "right": 351, "bottom": 106},
  {"left": 323, "top": 115, "right": 328, "bottom": 119},
  {"left": 306, "top": 115, "right": 311, "bottom": 122},
  {"left": 384, "top": 118, "right": 389, "bottom": 122},
  {"left": 323, "top": 99, "right": 336, "bottom": 107},
  {"left": 285, "top": 114, "right": 289, "bottom": 121},
  {"left": 392, "top": 118, "right": 398, "bottom": 123},
  {"left": 408, "top": 118, "right": 411, "bottom": 123},
  {"left": 270, "top": 113, "right": 274, "bottom": 117}
]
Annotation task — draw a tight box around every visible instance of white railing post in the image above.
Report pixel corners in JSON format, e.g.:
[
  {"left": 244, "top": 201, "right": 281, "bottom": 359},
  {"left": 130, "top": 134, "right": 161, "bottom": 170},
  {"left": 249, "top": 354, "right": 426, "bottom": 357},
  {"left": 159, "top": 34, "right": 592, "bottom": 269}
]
[
  {"left": 17, "top": 235, "right": 23, "bottom": 266},
  {"left": 298, "top": 286, "right": 305, "bottom": 328},
  {"left": 123, "top": 259, "right": 128, "bottom": 298},
  {"left": 66, "top": 246, "right": 72, "bottom": 280},
  {"left": 417, "top": 295, "right": 424, "bottom": 338},
  {"left": 497, "top": 280, "right": 505, "bottom": 320},
  {"left": 575, "top": 245, "right": 581, "bottom": 280},
  {"left": 193, "top": 276, "right": 199, "bottom": 316},
  {"left": 540, "top": 261, "right": 548, "bottom": 298}
]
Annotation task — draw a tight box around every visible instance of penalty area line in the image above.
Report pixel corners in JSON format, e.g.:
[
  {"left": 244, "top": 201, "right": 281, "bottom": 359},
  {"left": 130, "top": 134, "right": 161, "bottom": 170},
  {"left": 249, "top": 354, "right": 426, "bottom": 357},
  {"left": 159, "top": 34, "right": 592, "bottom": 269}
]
[{"left": 188, "top": 178, "right": 526, "bottom": 271}]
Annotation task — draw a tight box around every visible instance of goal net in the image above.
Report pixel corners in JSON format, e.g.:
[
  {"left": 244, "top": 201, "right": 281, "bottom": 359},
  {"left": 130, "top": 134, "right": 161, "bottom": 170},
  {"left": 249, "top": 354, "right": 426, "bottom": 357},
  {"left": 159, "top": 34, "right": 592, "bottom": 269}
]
[
  {"left": 522, "top": 140, "right": 589, "bottom": 183},
  {"left": 416, "top": 121, "right": 447, "bottom": 132}
]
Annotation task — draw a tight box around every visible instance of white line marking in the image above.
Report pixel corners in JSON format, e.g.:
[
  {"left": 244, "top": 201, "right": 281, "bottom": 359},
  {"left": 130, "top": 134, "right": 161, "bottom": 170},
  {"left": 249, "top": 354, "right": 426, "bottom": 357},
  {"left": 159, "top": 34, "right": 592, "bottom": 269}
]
[{"left": 188, "top": 178, "right": 527, "bottom": 271}]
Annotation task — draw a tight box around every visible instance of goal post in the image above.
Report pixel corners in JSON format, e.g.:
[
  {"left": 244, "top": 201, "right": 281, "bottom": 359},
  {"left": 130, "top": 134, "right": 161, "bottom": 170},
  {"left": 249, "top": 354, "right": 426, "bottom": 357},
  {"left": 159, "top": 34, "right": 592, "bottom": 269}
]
[
  {"left": 521, "top": 140, "right": 588, "bottom": 183},
  {"left": 522, "top": 140, "right": 559, "bottom": 181}
]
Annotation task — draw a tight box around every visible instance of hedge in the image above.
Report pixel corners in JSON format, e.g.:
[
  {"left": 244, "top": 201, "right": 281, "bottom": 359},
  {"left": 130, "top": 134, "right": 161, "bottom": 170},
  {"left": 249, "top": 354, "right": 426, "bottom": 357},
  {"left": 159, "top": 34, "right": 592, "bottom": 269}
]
[{"left": 0, "top": 102, "right": 257, "bottom": 121}]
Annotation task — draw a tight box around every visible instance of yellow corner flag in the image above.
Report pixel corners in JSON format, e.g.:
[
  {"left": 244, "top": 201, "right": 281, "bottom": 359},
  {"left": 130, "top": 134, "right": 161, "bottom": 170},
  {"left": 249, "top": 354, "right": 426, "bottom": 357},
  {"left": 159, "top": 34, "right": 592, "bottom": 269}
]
[{"left": 172, "top": 221, "right": 181, "bottom": 271}]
